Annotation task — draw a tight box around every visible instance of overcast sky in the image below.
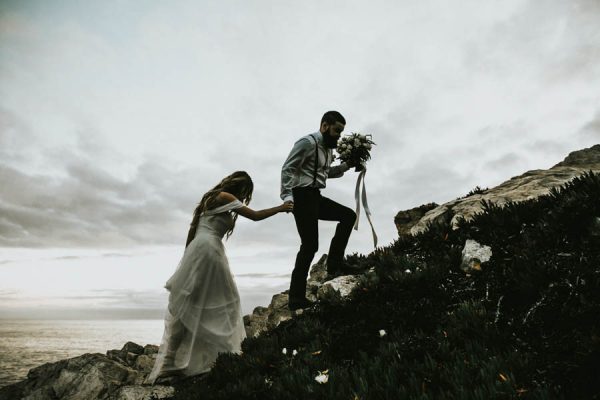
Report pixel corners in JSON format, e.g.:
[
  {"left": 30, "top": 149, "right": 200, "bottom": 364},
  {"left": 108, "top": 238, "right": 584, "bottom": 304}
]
[{"left": 1, "top": 0, "right": 599, "bottom": 319}]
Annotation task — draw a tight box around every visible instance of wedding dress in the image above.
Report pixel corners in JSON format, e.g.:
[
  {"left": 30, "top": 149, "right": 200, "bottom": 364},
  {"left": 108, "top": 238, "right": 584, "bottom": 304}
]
[{"left": 147, "top": 200, "right": 246, "bottom": 383}]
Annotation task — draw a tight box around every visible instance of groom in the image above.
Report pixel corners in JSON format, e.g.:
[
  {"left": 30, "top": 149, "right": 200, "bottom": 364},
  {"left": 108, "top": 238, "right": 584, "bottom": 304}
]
[{"left": 281, "top": 110, "right": 359, "bottom": 311}]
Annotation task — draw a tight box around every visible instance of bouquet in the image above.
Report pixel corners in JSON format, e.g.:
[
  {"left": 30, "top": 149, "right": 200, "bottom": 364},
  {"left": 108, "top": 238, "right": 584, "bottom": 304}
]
[{"left": 336, "top": 133, "right": 375, "bottom": 172}]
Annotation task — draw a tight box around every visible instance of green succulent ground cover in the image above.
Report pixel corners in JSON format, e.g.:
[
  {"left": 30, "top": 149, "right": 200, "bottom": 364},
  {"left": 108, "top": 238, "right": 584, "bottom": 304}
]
[{"left": 174, "top": 172, "right": 600, "bottom": 400}]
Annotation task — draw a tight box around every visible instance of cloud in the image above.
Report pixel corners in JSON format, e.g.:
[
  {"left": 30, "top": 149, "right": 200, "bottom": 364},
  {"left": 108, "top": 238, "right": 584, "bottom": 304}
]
[
  {"left": 483, "top": 152, "right": 525, "bottom": 171},
  {"left": 0, "top": 107, "right": 37, "bottom": 165},
  {"left": 580, "top": 111, "right": 600, "bottom": 138},
  {"left": 0, "top": 159, "right": 203, "bottom": 247},
  {"left": 51, "top": 255, "right": 83, "bottom": 261},
  {"left": 0, "top": 108, "right": 323, "bottom": 251},
  {"left": 0, "top": 289, "right": 20, "bottom": 300},
  {"left": 0, "top": 109, "right": 306, "bottom": 252},
  {"left": 0, "top": 112, "right": 217, "bottom": 248},
  {"left": 462, "top": 0, "right": 600, "bottom": 81},
  {"left": 378, "top": 154, "right": 475, "bottom": 208}
]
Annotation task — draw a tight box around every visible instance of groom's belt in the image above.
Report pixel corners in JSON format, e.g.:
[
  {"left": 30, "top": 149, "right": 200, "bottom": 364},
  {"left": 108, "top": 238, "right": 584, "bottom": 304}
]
[{"left": 293, "top": 186, "right": 320, "bottom": 192}]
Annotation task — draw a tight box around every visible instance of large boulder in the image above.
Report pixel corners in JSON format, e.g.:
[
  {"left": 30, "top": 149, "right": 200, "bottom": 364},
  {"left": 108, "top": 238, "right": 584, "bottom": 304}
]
[
  {"left": 243, "top": 254, "right": 366, "bottom": 338},
  {"left": 460, "top": 239, "right": 492, "bottom": 272},
  {"left": 244, "top": 293, "right": 293, "bottom": 338},
  {"left": 411, "top": 145, "right": 600, "bottom": 234},
  {"left": 0, "top": 343, "right": 172, "bottom": 400},
  {"left": 316, "top": 275, "right": 362, "bottom": 302},
  {"left": 244, "top": 255, "right": 331, "bottom": 338},
  {"left": 394, "top": 203, "right": 438, "bottom": 236}
]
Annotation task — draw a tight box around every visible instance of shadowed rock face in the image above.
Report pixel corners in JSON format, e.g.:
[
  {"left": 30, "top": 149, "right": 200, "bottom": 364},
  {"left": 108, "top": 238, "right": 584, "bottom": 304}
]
[
  {"left": 410, "top": 145, "right": 600, "bottom": 234},
  {"left": 243, "top": 255, "right": 329, "bottom": 338},
  {"left": 243, "top": 254, "right": 365, "bottom": 338},
  {"left": 0, "top": 343, "right": 173, "bottom": 400},
  {"left": 394, "top": 203, "right": 439, "bottom": 236}
]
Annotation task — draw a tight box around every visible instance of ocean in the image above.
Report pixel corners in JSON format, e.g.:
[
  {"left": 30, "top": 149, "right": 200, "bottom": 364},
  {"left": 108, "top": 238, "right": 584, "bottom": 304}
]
[{"left": 0, "top": 319, "right": 164, "bottom": 388}]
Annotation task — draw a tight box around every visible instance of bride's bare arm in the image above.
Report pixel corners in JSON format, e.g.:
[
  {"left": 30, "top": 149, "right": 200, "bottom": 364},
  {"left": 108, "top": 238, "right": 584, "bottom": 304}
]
[{"left": 217, "top": 192, "right": 293, "bottom": 221}]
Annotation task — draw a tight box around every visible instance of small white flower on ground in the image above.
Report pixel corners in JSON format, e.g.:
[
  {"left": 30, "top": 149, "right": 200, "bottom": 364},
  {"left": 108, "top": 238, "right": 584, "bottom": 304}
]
[
  {"left": 282, "top": 348, "right": 287, "bottom": 355},
  {"left": 405, "top": 269, "right": 412, "bottom": 273},
  {"left": 315, "top": 371, "right": 329, "bottom": 384},
  {"left": 292, "top": 349, "right": 298, "bottom": 356},
  {"left": 379, "top": 329, "right": 387, "bottom": 337}
]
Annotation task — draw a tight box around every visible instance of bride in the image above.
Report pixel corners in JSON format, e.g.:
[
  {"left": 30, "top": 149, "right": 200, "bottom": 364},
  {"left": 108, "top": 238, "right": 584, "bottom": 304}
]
[{"left": 147, "top": 171, "right": 293, "bottom": 383}]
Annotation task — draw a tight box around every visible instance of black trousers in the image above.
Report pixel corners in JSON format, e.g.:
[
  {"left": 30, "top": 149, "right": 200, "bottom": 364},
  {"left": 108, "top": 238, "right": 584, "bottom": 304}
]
[{"left": 289, "top": 187, "right": 356, "bottom": 301}]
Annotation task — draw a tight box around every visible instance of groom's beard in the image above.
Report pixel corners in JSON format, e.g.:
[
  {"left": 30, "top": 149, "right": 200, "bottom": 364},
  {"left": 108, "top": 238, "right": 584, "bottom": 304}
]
[{"left": 323, "top": 133, "right": 338, "bottom": 149}]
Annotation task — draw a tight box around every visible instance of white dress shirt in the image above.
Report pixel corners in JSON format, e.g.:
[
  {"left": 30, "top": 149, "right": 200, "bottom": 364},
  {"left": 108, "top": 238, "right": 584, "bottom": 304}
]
[{"left": 280, "top": 131, "right": 350, "bottom": 202}]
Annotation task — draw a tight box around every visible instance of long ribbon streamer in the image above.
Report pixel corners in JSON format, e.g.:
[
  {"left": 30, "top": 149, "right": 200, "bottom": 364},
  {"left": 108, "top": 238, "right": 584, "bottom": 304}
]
[{"left": 353, "top": 166, "right": 378, "bottom": 248}]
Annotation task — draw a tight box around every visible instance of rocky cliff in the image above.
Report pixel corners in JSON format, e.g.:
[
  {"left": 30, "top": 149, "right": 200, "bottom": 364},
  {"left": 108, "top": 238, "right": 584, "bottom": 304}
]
[
  {"left": 398, "top": 144, "right": 600, "bottom": 235},
  {"left": 243, "top": 254, "right": 368, "bottom": 338},
  {"left": 0, "top": 342, "right": 173, "bottom": 400}
]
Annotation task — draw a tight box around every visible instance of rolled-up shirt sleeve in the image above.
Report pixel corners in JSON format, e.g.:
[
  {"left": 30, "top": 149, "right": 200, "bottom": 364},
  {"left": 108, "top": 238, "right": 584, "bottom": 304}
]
[
  {"left": 280, "top": 138, "right": 312, "bottom": 202},
  {"left": 328, "top": 162, "right": 349, "bottom": 178}
]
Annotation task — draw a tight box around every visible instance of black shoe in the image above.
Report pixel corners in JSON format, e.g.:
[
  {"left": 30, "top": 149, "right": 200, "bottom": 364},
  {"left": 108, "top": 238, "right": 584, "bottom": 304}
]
[
  {"left": 288, "top": 298, "right": 314, "bottom": 311},
  {"left": 327, "top": 263, "right": 360, "bottom": 277},
  {"left": 325, "top": 270, "right": 340, "bottom": 280}
]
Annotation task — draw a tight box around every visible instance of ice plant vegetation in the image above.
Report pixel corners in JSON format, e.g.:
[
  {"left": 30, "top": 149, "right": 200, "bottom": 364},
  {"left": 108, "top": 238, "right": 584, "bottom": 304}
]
[{"left": 172, "top": 171, "right": 600, "bottom": 399}]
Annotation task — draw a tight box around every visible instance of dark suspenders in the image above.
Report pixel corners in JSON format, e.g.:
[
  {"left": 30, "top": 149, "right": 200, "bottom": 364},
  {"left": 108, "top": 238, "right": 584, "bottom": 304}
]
[
  {"left": 310, "top": 134, "right": 330, "bottom": 187},
  {"left": 310, "top": 134, "right": 319, "bottom": 186}
]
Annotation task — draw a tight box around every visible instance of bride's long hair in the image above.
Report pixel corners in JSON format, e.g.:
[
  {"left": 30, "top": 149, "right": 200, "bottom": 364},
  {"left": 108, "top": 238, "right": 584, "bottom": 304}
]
[{"left": 185, "top": 171, "right": 253, "bottom": 247}]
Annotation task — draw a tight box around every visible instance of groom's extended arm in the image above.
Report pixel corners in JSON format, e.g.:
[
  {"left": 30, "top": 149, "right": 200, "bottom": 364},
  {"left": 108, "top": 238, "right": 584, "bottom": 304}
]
[
  {"left": 280, "top": 138, "right": 311, "bottom": 203},
  {"left": 328, "top": 162, "right": 350, "bottom": 179}
]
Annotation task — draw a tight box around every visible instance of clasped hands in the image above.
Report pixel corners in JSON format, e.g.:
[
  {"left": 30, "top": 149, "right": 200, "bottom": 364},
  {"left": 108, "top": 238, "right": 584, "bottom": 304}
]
[{"left": 281, "top": 201, "right": 294, "bottom": 213}]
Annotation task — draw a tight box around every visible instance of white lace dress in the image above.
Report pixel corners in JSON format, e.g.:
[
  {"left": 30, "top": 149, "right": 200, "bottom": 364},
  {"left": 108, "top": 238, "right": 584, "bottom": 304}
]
[{"left": 147, "top": 200, "right": 246, "bottom": 383}]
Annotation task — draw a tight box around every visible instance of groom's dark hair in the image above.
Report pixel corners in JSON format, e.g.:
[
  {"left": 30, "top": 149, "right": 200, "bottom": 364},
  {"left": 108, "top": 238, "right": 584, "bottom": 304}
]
[{"left": 321, "top": 111, "right": 346, "bottom": 125}]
